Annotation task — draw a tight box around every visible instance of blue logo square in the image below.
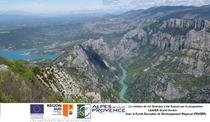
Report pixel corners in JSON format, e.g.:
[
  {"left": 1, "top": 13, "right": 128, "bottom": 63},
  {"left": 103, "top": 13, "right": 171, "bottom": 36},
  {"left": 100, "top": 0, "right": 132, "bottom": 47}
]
[{"left": 30, "top": 104, "right": 44, "bottom": 114}]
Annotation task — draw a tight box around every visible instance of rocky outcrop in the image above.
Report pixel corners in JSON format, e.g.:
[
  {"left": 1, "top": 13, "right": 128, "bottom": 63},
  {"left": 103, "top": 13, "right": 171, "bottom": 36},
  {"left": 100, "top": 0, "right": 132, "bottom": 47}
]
[
  {"left": 38, "top": 39, "right": 120, "bottom": 102},
  {"left": 37, "top": 66, "right": 81, "bottom": 98},
  {"left": 0, "top": 64, "right": 8, "bottom": 71},
  {"left": 81, "top": 38, "right": 115, "bottom": 61}
]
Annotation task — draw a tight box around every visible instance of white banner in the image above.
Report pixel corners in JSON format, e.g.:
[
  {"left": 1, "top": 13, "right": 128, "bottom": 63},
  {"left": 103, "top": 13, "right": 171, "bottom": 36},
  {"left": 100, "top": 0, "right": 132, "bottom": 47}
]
[{"left": 0, "top": 103, "right": 209, "bottom": 122}]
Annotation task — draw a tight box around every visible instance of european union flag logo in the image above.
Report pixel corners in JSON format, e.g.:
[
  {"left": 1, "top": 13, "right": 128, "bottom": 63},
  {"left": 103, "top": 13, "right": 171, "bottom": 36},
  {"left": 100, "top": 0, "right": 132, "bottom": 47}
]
[{"left": 30, "top": 104, "right": 44, "bottom": 114}]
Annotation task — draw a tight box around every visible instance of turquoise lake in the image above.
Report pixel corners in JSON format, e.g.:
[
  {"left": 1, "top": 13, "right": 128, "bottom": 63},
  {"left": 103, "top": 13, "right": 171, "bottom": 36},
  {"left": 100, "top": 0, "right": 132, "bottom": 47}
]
[{"left": 0, "top": 48, "right": 59, "bottom": 61}]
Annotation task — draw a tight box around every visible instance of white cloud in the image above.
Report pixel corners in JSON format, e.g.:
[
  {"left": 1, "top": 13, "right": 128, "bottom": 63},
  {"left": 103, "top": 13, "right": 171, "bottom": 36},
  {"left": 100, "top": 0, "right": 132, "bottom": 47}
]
[
  {"left": 103, "top": 0, "right": 121, "bottom": 6},
  {"left": 130, "top": 0, "right": 210, "bottom": 9}
]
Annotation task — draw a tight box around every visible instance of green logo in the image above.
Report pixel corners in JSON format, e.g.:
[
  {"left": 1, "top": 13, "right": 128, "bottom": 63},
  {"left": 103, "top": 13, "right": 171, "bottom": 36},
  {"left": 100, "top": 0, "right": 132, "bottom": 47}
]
[{"left": 77, "top": 104, "right": 91, "bottom": 119}]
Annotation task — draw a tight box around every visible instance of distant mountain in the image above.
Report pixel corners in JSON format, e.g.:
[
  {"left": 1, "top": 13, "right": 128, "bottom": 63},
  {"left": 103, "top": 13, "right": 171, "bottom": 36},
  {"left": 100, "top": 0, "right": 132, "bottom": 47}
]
[{"left": 84, "top": 5, "right": 210, "bottom": 34}]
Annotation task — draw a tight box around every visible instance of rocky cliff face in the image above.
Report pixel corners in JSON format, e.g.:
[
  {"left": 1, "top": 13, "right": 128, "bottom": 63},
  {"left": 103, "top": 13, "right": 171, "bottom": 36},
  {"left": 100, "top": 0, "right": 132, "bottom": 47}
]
[
  {"left": 113, "top": 17, "right": 210, "bottom": 73},
  {"left": 109, "top": 7, "right": 210, "bottom": 102},
  {"left": 37, "top": 39, "right": 120, "bottom": 102},
  {"left": 150, "top": 19, "right": 210, "bottom": 77}
]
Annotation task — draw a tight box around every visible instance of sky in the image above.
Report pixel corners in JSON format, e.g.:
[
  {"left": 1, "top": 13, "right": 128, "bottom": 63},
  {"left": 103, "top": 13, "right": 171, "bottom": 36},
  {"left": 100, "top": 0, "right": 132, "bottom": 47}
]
[{"left": 0, "top": 0, "right": 209, "bottom": 13}]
